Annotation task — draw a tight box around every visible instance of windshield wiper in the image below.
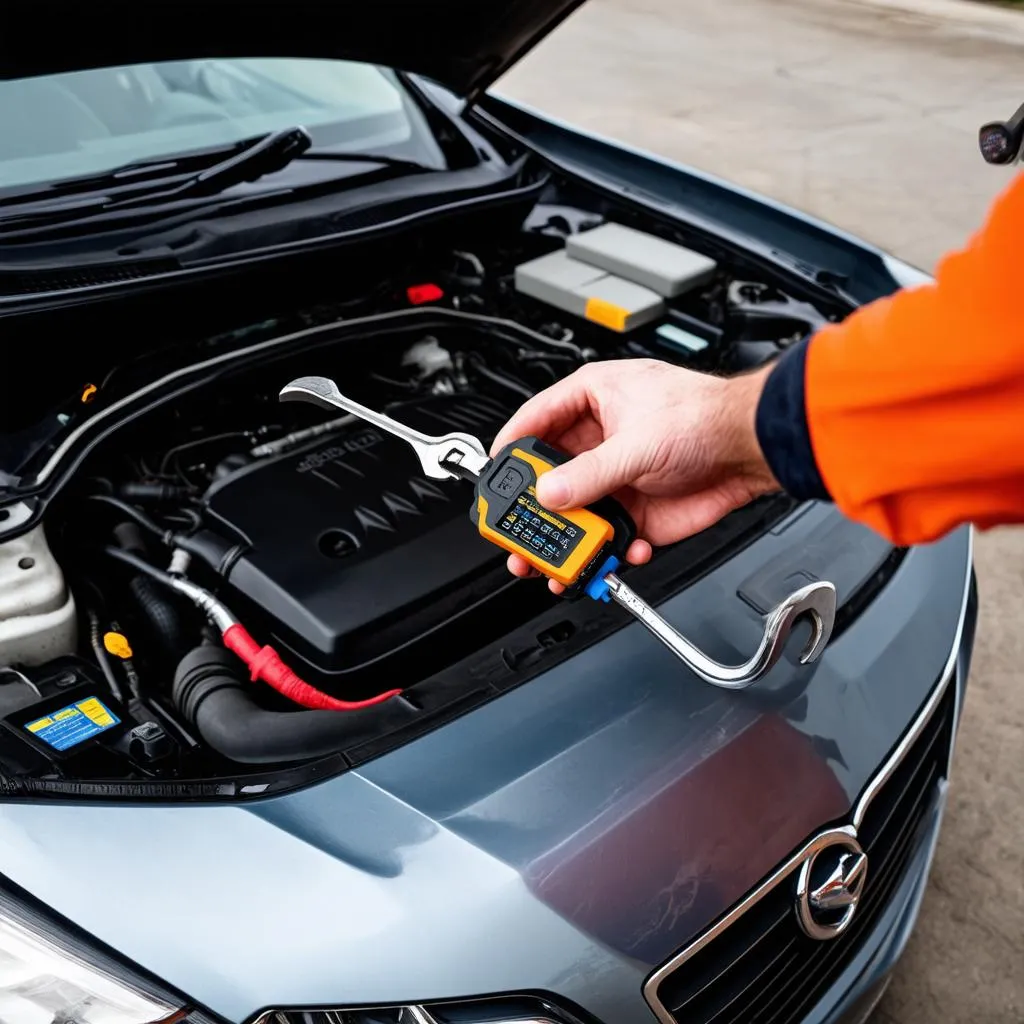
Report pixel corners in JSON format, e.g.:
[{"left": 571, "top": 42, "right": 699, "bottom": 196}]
[
  {"left": 109, "top": 127, "right": 433, "bottom": 208},
  {"left": 0, "top": 126, "right": 435, "bottom": 231},
  {"left": 110, "top": 125, "right": 315, "bottom": 208}
]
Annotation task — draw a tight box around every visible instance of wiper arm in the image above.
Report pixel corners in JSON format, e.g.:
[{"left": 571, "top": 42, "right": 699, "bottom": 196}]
[
  {"left": 109, "top": 127, "right": 432, "bottom": 209},
  {"left": 0, "top": 133, "right": 437, "bottom": 235},
  {"left": 111, "top": 125, "right": 314, "bottom": 208}
]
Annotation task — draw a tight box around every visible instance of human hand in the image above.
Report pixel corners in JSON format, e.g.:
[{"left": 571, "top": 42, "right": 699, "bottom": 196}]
[{"left": 490, "top": 358, "right": 780, "bottom": 592}]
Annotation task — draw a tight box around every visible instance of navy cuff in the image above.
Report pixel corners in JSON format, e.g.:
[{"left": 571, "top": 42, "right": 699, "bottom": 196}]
[{"left": 754, "top": 336, "right": 832, "bottom": 502}]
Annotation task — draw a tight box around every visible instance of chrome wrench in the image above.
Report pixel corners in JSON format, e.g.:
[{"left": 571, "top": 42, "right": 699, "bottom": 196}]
[{"left": 279, "top": 375, "right": 490, "bottom": 480}]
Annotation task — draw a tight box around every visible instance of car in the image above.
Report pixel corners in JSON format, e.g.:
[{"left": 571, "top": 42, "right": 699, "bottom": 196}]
[{"left": 0, "top": 4, "right": 976, "bottom": 1024}]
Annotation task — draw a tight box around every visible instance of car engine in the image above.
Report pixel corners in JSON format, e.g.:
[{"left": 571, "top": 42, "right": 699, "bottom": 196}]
[
  {"left": 0, "top": 205, "right": 835, "bottom": 792},
  {"left": 202, "top": 388, "right": 515, "bottom": 677}
]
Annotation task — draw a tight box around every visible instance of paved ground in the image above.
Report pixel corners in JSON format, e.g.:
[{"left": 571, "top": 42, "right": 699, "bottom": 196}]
[{"left": 499, "top": 2, "right": 1024, "bottom": 1020}]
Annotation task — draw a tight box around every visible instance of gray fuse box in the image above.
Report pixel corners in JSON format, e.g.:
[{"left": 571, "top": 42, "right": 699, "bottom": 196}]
[
  {"left": 514, "top": 249, "right": 665, "bottom": 332},
  {"left": 566, "top": 222, "right": 717, "bottom": 297}
]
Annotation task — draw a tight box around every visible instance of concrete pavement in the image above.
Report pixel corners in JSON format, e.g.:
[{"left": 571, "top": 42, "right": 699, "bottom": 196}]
[{"left": 498, "top": 2, "right": 1024, "bottom": 1020}]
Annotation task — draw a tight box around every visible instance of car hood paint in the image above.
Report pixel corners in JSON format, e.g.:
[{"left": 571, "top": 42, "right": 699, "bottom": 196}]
[
  {"left": 1, "top": 0, "right": 585, "bottom": 100},
  {"left": 0, "top": 512, "right": 971, "bottom": 1023}
]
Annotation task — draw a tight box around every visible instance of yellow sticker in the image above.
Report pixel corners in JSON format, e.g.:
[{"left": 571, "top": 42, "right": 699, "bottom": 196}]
[
  {"left": 78, "top": 697, "right": 115, "bottom": 727},
  {"left": 27, "top": 717, "right": 53, "bottom": 732},
  {"left": 584, "top": 297, "right": 628, "bottom": 332}
]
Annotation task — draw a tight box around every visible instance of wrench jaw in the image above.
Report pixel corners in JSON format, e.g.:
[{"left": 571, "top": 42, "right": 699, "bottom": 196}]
[
  {"left": 792, "top": 581, "right": 837, "bottom": 664},
  {"left": 417, "top": 434, "right": 489, "bottom": 481},
  {"left": 279, "top": 376, "right": 344, "bottom": 410},
  {"left": 761, "top": 580, "right": 837, "bottom": 669}
]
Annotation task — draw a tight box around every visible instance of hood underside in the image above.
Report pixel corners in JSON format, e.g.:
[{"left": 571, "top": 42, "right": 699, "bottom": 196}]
[{"left": 2, "top": 0, "right": 585, "bottom": 100}]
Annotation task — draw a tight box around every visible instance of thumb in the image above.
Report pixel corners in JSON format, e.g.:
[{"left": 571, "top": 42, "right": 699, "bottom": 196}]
[{"left": 536, "top": 435, "right": 644, "bottom": 509}]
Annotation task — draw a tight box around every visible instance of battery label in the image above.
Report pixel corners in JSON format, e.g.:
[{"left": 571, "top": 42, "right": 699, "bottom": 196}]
[{"left": 25, "top": 697, "right": 120, "bottom": 751}]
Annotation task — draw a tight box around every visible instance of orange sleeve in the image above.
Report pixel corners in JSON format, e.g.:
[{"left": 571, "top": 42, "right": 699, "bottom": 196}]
[{"left": 806, "top": 172, "right": 1024, "bottom": 546}]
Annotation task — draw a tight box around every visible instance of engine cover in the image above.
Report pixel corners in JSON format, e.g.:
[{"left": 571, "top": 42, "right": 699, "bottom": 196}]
[{"left": 202, "top": 392, "right": 513, "bottom": 675}]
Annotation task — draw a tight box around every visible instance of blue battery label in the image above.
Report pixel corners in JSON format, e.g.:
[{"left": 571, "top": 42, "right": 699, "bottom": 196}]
[{"left": 25, "top": 697, "right": 120, "bottom": 751}]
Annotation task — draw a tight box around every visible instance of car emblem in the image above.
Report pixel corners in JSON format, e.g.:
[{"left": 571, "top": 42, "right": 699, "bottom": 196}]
[{"left": 794, "top": 835, "right": 868, "bottom": 940}]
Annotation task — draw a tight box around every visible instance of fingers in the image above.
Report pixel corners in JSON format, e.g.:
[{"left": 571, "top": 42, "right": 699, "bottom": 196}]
[
  {"left": 626, "top": 538, "right": 653, "bottom": 565},
  {"left": 490, "top": 368, "right": 594, "bottom": 456},
  {"left": 535, "top": 434, "right": 644, "bottom": 510},
  {"left": 506, "top": 553, "right": 537, "bottom": 578}
]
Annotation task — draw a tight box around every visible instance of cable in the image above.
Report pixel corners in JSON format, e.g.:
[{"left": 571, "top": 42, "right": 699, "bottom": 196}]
[
  {"left": 158, "top": 431, "right": 251, "bottom": 476},
  {"left": 104, "top": 544, "right": 176, "bottom": 586},
  {"left": 467, "top": 356, "right": 533, "bottom": 401},
  {"left": 86, "top": 494, "right": 171, "bottom": 543},
  {"left": 103, "top": 546, "right": 401, "bottom": 711},
  {"left": 86, "top": 608, "right": 126, "bottom": 703}
]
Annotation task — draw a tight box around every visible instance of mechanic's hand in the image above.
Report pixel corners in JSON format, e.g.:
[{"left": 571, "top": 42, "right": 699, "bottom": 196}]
[{"left": 490, "top": 358, "right": 780, "bottom": 593}]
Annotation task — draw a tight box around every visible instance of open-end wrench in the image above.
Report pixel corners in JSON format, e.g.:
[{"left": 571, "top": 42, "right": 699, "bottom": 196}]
[{"left": 279, "top": 375, "right": 490, "bottom": 481}]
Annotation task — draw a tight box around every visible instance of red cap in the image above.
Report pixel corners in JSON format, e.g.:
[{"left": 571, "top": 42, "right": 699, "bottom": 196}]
[{"left": 406, "top": 283, "right": 444, "bottom": 305}]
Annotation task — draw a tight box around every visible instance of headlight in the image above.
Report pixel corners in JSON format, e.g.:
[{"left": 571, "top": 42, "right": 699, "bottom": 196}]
[{"left": 0, "top": 897, "right": 185, "bottom": 1024}]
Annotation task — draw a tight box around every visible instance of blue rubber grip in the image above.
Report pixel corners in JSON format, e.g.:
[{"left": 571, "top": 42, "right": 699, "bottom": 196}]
[{"left": 584, "top": 555, "right": 620, "bottom": 602}]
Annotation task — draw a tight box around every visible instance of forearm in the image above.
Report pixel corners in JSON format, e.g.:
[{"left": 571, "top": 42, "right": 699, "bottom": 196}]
[{"left": 751, "top": 173, "right": 1024, "bottom": 545}]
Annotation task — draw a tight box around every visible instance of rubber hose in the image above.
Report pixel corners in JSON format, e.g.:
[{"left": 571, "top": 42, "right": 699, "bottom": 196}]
[
  {"left": 130, "top": 575, "right": 187, "bottom": 661},
  {"left": 172, "top": 646, "right": 416, "bottom": 764},
  {"left": 111, "top": 521, "right": 188, "bottom": 660}
]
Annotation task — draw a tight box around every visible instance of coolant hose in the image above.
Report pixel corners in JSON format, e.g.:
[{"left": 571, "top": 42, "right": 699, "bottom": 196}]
[{"left": 173, "top": 646, "right": 416, "bottom": 764}]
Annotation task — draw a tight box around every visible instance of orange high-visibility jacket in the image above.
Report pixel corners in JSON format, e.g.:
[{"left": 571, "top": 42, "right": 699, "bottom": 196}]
[{"left": 756, "top": 172, "right": 1024, "bottom": 546}]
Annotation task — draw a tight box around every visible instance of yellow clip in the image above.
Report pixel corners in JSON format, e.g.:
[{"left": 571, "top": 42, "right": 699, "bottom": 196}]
[
  {"left": 81, "top": 383, "right": 98, "bottom": 403},
  {"left": 103, "top": 632, "right": 133, "bottom": 659}
]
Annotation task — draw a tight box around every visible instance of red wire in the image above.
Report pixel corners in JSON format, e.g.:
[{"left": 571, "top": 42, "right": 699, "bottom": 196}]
[{"left": 222, "top": 624, "right": 401, "bottom": 711}]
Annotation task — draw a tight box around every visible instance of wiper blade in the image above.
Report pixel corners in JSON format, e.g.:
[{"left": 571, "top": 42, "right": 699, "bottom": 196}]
[
  {"left": 0, "top": 128, "right": 312, "bottom": 226},
  {"left": 0, "top": 133, "right": 303, "bottom": 211},
  {"left": 106, "top": 128, "right": 431, "bottom": 210},
  {"left": 0, "top": 127, "right": 436, "bottom": 233},
  {"left": 110, "top": 125, "right": 314, "bottom": 208}
]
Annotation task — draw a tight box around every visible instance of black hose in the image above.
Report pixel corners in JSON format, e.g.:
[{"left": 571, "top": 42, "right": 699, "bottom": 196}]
[
  {"left": 110, "top": 522, "right": 188, "bottom": 659},
  {"left": 104, "top": 545, "right": 177, "bottom": 585},
  {"left": 173, "top": 646, "right": 416, "bottom": 765},
  {"left": 117, "top": 482, "right": 191, "bottom": 504},
  {"left": 130, "top": 576, "right": 188, "bottom": 662},
  {"left": 87, "top": 494, "right": 170, "bottom": 542}
]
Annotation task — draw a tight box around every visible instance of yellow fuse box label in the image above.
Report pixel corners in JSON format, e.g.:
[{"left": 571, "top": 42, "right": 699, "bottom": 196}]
[{"left": 25, "top": 698, "right": 120, "bottom": 751}]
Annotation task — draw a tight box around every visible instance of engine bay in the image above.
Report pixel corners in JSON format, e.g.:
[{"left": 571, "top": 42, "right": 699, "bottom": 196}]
[{"left": 0, "top": 192, "right": 834, "bottom": 797}]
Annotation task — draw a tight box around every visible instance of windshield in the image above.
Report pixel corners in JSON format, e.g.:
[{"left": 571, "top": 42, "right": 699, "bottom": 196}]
[{"left": 0, "top": 59, "right": 447, "bottom": 190}]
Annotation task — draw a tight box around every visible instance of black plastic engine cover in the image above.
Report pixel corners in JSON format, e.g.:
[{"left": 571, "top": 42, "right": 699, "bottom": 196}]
[{"left": 202, "top": 392, "right": 513, "bottom": 675}]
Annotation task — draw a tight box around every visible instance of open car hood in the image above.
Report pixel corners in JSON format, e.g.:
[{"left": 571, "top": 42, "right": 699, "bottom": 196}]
[{"left": 2, "top": 0, "right": 585, "bottom": 100}]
